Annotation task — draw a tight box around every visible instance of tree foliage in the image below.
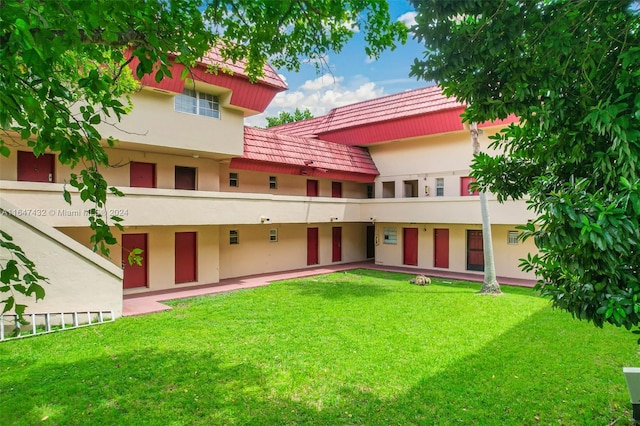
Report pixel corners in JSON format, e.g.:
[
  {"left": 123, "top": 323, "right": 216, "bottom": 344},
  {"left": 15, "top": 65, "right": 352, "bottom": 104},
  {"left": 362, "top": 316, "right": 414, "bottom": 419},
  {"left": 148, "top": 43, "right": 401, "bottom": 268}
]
[
  {"left": 266, "top": 108, "right": 315, "bottom": 128},
  {"left": 0, "top": 0, "right": 407, "bottom": 322},
  {"left": 411, "top": 0, "right": 640, "bottom": 333}
]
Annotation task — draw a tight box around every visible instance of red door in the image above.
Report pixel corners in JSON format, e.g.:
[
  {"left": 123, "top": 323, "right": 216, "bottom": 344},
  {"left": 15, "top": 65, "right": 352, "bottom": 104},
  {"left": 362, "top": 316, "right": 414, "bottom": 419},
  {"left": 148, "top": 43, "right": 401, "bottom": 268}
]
[
  {"left": 175, "top": 166, "right": 196, "bottom": 190},
  {"left": 17, "top": 151, "right": 55, "bottom": 182},
  {"left": 434, "top": 228, "right": 450, "bottom": 268},
  {"left": 467, "top": 230, "right": 485, "bottom": 271},
  {"left": 122, "top": 234, "right": 148, "bottom": 289},
  {"left": 130, "top": 162, "right": 156, "bottom": 188},
  {"left": 460, "top": 176, "right": 479, "bottom": 196},
  {"left": 307, "top": 227, "right": 319, "bottom": 265},
  {"left": 403, "top": 228, "right": 419, "bottom": 266},
  {"left": 307, "top": 180, "right": 318, "bottom": 196},
  {"left": 175, "top": 232, "right": 197, "bottom": 284},
  {"left": 332, "top": 227, "right": 342, "bottom": 262},
  {"left": 332, "top": 182, "right": 342, "bottom": 198}
]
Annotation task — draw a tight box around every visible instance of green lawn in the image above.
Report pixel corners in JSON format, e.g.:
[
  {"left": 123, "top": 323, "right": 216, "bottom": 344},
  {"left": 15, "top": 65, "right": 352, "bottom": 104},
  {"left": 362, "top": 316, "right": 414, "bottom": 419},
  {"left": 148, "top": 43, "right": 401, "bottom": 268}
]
[{"left": 1, "top": 269, "right": 638, "bottom": 425}]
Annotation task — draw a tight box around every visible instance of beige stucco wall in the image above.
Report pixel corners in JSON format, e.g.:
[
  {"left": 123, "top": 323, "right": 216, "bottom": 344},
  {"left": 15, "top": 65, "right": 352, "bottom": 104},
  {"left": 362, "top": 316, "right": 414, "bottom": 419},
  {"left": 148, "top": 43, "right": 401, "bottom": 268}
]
[
  {"left": 58, "top": 225, "right": 221, "bottom": 295},
  {"left": 0, "top": 144, "right": 221, "bottom": 192},
  {"left": 219, "top": 164, "right": 369, "bottom": 198},
  {"left": 94, "top": 89, "right": 245, "bottom": 156},
  {"left": 373, "top": 222, "right": 535, "bottom": 280},
  {"left": 219, "top": 223, "right": 369, "bottom": 279},
  {"left": 0, "top": 198, "right": 123, "bottom": 317},
  {"left": 369, "top": 127, "right": 503, "bottom": 199}
]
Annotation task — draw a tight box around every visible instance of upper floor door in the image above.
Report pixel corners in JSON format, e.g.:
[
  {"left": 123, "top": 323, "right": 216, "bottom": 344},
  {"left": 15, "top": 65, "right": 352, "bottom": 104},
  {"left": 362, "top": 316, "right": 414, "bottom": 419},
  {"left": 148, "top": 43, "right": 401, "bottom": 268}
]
[
  {"left": 460, "top": 176, "right": 479, "bottom": 196},
  {"left": 17, "top": 151, "right": 55, "bottom": 182},
  {"left": 332, "top": 182, "right": 342, "bottom": 198},
  {"left": 307, "top": 179, "right": 319, "bottom": 197},
  {"left": 175, "top": 166, "right": 196, "bottom": 190},
  {"left": 130, "top": 162, "right": 156, "bottom": 188}
]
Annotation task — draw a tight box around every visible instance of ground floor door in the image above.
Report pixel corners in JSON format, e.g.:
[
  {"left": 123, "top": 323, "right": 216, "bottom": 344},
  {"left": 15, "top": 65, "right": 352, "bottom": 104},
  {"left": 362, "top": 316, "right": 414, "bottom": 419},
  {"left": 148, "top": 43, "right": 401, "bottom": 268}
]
[
  {"left": 467, "top": 230, "right": 485, "bottom": 271},
  {"left": 122, "top": 233, "right": 148, "bottom": 289},
  {"left": 17, "top": 151, "right": 55, "bottom": 182},
  {"left": 307, "top": 227, "right": 319, "bottom": 265},
  {"left": 332, "top": 226, "right": 342, "bottom": 262},
  {"left": 403, "top": 228, "right": 418, "bottom": 266},
  {"left": 366, "top": 225, "right": 375, "bottom": 259},
  {"left": 434, "top": 228, "right": 449, "bottom": 268},
  {"left": 175, "top": 232, "right": 197, "bottom": 284}
]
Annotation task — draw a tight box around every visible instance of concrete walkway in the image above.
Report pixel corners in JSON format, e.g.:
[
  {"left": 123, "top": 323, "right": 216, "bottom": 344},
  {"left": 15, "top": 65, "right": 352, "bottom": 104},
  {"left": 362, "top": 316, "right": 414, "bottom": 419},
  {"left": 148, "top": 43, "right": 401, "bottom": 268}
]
[{"left": 123, "top": 260, "right": 536, "bottom": 317}]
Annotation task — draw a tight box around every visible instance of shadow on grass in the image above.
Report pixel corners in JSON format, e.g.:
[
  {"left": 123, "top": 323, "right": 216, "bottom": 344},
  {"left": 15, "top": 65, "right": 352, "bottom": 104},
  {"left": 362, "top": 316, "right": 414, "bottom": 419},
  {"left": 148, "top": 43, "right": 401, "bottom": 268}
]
[{"left": 2, "top": 309, "right": 635, "bottom": 425}]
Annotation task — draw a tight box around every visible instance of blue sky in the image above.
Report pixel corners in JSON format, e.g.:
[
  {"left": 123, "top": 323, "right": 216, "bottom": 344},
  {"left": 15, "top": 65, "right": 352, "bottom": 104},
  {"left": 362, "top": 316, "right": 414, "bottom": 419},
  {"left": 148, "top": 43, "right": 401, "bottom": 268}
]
[{"left": 245, "top": 1, "right": 430, "bottom": 127}]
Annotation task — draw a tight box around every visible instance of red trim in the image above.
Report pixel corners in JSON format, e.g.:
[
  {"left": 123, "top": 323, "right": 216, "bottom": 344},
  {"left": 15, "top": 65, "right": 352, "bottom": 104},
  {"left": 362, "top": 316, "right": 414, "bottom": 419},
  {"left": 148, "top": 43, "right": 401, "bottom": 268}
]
[
  {"left": 126, "top": 53, "right": 285, "bottom": 114},
  {"left": 478, "top": 114, "right": 519, "bottom": 128},
  {"left": 229, "top": 158, "right": 377, "bottom": 183},
  {"left": 318, "top": 107, "right": 467, "bottom": 145}
]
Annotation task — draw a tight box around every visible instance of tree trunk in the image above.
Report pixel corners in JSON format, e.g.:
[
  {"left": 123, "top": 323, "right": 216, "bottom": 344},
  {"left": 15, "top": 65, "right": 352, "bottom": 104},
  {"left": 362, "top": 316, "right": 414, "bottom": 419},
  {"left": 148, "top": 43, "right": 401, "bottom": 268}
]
[{"left": 470, "top": 122, "right": 501, "bottom": 295}]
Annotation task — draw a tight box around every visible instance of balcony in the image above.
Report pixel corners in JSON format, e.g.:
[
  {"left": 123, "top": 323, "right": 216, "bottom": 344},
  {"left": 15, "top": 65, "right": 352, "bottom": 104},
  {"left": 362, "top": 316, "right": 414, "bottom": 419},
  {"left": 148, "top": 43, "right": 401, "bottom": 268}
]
[{"left": 0, "top": 181, "right": 533, "bottom": 227}]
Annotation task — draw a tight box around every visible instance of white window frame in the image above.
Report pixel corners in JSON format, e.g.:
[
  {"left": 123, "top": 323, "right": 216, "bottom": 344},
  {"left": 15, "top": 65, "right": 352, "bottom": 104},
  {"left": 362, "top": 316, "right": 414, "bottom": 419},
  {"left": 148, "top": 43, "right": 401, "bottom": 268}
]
[
  {"left": 383, "top": 228, "right": 397, "bottom": 245},
  {"left": 229, "top": 172, "right": 239, "bottom": 187},
  {"left": 269, "top": 229, "right": 278, "bottom": 242},
  {"left": 508, "top": 230, "right": 519, "bottom": 245},
  {"left": 229, "top": 230, "right": 239, "bottom": 245},
  {"left": 175, "top": 88, "right": 220, "bottom": 119},
  {"left": 435, "top": 178, "right": 445, "bottom": 197}
]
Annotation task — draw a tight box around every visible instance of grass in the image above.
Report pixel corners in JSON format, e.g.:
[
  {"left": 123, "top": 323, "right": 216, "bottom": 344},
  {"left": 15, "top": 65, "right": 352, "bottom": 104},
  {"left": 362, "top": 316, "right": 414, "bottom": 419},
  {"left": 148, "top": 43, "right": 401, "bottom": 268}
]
[{"left": 0, "top": 269, "right": 638, "bottom": 425}]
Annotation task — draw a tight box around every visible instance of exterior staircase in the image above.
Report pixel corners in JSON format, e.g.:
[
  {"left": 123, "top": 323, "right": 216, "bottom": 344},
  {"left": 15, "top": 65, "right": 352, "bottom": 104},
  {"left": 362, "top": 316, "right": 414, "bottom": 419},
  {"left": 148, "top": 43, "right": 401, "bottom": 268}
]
[{"left": 0, "top": 311, "right": 114, "bottom": 342}]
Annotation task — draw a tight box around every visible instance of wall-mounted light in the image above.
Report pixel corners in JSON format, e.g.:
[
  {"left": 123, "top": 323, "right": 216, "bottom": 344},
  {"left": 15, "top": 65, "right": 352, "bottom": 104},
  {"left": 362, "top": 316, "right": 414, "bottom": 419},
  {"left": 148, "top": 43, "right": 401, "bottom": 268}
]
[
  {"left": 260, "top": 216, "right": 271, "bottom": 224},
  {"left": 192, "top": 154, "right": 199, "bottom": 159}
]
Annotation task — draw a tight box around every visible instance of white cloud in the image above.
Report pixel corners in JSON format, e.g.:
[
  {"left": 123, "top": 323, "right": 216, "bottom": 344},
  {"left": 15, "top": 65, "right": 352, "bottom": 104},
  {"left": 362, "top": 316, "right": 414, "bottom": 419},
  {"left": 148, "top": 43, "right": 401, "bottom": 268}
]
[
  {"left": 397, "top": 11, "right": 417, "bottom": 28},
  {"left": 300, "top": 74, "right": 344, "bottom": 91},
  {"left": 245, "top": 75, "right": 385, "bottom": 127}
]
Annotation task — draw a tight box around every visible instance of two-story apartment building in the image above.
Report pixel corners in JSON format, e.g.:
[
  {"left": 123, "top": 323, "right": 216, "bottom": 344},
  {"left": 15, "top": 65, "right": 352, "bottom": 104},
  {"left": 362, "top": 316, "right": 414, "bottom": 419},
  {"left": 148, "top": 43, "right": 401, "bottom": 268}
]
[{"left": 0, "top": 51, "right": 536, "bottom": 321}]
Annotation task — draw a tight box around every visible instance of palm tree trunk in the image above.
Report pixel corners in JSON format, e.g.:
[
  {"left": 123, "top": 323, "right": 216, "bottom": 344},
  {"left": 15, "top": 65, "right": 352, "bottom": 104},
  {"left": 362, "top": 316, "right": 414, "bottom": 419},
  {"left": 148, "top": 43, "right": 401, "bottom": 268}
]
[{"left": 470, "top": 122, "right": 501, "bottom": 295}]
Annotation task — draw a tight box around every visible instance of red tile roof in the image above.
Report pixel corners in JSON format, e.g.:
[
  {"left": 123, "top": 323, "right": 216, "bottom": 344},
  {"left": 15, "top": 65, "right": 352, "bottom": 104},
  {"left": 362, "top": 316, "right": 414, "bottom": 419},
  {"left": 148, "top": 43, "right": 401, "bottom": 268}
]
[
  {"left": 128, "top": 46, "right": 287, "bottom": 115},
  {"left": 316, "top": 85, "right": 463, "bottom": 134},
  {"left": 265, "top": 116, "right": 326, "bottom": 138},
  {"left": 230, "top": 127, "right": 379, "bottom": 182},
  {"left": 269, "top": 85, "right": 470, "bottom": 144},
  {"left": 197, "top": 49, "right": 287, "bottom": 91}
]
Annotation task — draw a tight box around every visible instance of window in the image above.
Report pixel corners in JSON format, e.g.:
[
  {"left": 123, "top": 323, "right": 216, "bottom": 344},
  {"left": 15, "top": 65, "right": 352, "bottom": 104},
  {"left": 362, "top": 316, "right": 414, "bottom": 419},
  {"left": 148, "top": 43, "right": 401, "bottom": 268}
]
[
  {"left": 366, "top": 183, "right": 374, "bottom": 199},
  {"left": 269, "top": 229, "right": 278, "bottom": 242},
  {"left": 269, "top": 176, "right": 277, "bottom": 189},
  {"left": 383, "top": 228, "right": 397, "bottom": 245},
  {"left": 175, "top": 88, "right": 220, "bottom": 119},
  {"left": 436, "top": 178, "right": 444, "bottom": 197},
  {"left": 508, "top": 231, "right": 519, "bottom": 245},
  {"left": 229, "top": 230, "right": 239, "bottom": 245},
  {"left": 229, "top": 172, "right": 238, "bottom": 187}
]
